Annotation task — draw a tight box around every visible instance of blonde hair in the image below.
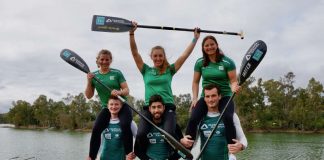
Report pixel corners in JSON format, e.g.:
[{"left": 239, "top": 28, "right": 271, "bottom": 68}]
[
  {"left": 96, "top": 49, "right": 112, "bottom": 68},
  {"left": 151, "top": 46, "right": 170, "bottom": 74}
]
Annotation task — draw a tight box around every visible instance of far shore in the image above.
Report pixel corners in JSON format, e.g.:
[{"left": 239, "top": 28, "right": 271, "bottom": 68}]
[{"left": 1, "top": 124, "right": 323, "bottom": 134}]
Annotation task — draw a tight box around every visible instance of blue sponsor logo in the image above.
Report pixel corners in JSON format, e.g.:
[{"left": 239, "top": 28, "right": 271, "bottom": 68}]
[
  {"left": 63, "top": 50, "right": 71, "bottom": 58},
  {"left": 96, "top": 16, "right": 105, "bottom": 25},
  {"left": 252, "top": 49, "right": 263, "bottom": 61}
]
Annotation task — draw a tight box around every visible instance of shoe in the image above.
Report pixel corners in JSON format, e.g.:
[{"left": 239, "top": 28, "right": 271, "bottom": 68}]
[{"left": 229, "top": 154, "right": 237, "bottom": 160}]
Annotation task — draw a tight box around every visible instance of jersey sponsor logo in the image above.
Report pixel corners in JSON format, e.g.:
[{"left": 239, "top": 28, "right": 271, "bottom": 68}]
[
  {"left": 104, "top": 133, "right": 112, "bottom": 139},
  {"left": 109, "top": 128, "right": 121, "bottom": 132},
  {"left": 219, "top": 66, "right": 224, "bottom": 70},
  {"left": 149, "top": 139, "right": 156, "bottom": 144},
  {"left": 159, "top": 139, "right": 165, "bottom": 143},
  {"left": 200, "top": 124, "right": 208, "bottom": 130},
  {"left": 110, "top": 76, "right": 115, "bottom": 80},
  {"left": 150, "top": 69, "right": 158, "bottom": 76},
  {"left": 147, "top": 133, "right": 153, "bottom": 138},
  {"left": 203, "top": 130, "right": 211, "bottom": 137}
]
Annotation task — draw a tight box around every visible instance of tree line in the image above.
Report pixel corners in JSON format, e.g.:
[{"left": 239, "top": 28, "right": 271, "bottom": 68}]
[{"left": 1, "top": 72, "right": 323, "bottom": 132}]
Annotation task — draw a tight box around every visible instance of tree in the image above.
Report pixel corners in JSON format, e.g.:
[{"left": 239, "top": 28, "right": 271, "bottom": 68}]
[
  {"left": 174, "top": 94, "right": 191, "bottom": 130},
  {"left": 33, "top": 95, "right": 50, "bottom": 127},
  {"left": 7, "top": 100, "right": 35, "bottom": 126},
  {"left": 305, "top": 78, "right": 324, "bottom": 130}
]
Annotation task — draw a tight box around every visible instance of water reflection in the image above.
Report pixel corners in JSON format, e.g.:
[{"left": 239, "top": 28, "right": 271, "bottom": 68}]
[{"left": 1, "top": 128, "right": 323, "bottom": 160}]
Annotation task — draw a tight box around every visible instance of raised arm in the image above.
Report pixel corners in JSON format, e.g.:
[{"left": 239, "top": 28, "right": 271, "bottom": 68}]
[
  {"left": 191, "top": 71, "right": 201, "bottom": 108},
  {"left": 174, "top": 28, "right": 200, "bottom": 72},
  {"left": 129, "top": 21, "right": 144, "bottom": 71}
]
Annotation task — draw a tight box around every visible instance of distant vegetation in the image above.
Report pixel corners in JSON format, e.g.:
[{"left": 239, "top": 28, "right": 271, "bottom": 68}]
[{"left": 1, "top": 72, "right": 323, "bottom": 132}]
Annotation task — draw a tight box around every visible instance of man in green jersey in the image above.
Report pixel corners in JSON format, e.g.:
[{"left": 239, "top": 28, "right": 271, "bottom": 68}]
[
  {"left": 87, "top": 96, "right": 137, "bottom": 160},
  {"left": 181, "top": 84, "right": 247, "bottom": 160},
  {"left": 135, "top": 94, "right": 183, "bottom": 160}
]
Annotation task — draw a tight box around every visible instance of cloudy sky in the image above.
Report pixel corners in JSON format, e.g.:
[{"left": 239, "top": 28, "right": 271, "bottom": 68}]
[{"left": 1, "top": 0, "right": 323, "bottom": 113}]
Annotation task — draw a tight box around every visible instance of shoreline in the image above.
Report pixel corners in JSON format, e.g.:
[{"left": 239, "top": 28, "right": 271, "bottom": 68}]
[
  {"left": 1, "top": 124, "right": 323, "bottom": 134},
  {"left": 247, "top": 129, "right": 324, "bottom": 134}
]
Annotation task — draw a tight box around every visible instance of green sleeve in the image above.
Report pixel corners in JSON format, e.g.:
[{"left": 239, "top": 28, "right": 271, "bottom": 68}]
[
  {"left": 170, "top": 63, "right": 176, "bottom": 75},
  {"left": 118, "top": 70, "right": 126, "bottom": 84},
  {"left": 194, "top": 58, "right": 203, "bottom": 72},
  {"left": 223, "top": 56, "right": 236, "bottom": 72}
]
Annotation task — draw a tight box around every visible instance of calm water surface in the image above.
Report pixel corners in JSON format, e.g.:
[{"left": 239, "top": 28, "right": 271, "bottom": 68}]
[{"left": 0, "top": 127, "right": 323, "bottom": 160}]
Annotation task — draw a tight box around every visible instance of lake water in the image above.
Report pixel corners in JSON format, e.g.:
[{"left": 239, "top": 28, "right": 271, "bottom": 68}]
[{"left": 0, "top": 127, "right": 323, "bottom": 160}]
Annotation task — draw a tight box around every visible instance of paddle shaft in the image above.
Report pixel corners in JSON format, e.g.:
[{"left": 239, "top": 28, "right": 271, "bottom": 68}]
[{"left": 137, "top": 24, "right": 241, "bottom": 36}]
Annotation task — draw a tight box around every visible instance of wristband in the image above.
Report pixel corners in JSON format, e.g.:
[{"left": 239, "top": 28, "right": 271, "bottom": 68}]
[{"left": 192, "top": 38, "right": 197, "bottom": 43}]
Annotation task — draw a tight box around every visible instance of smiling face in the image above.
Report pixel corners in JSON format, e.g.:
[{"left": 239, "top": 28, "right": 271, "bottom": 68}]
[
  {"left": 204, "top": 87, "right": 221, "bottom": 112},
  {"left": 107, "top": 98, "right": 122, "bottom": 116},
  {"left": 150, "top": 48, "right": 165, "bottom": 68},
  {"left": 96, "top": 50, "right": 112, "bottom": 70},
  {"left": 203, "top": 38, "right": 218, "bottom": 56},
  {"left": 149, "top": 101, "right": 165, "bottom": 123},
  {"left": 97, "top": 54, "right": 112, "bottom": 70}
]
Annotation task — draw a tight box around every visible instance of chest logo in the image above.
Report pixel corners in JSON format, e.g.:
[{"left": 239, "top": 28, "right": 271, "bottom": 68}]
[
  {"left": 219, "top": 66, "right": 224, "bottom": 70},
  {"left": 147, "top": 133, "right": 153, "bottom": 138},
  {"left": 110, "top": 76, "right": 115, "bottom": 80},
  {"left": 200, "top": 124, "right": 208, "bottom": 130}
]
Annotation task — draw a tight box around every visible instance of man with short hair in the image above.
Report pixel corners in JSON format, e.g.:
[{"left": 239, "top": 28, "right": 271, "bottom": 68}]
[
  {"left": 134, "top": 94, "right": 182, "bottom": 160},
  {"left": 181, "top": 84, "right": 247, "bottom": 160},
  {"left": 87, "top": 96, "right": 137, "bottom": 160}
]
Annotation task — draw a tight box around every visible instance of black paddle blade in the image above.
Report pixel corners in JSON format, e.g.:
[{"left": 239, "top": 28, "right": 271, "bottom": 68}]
[
  {"left": 60, "top": 49, "right": 90, "bottom": 74},
  {"left": 239, "top": 40, "right": 267, "bottom": 85},
  {"left": 91, "top": 15, "right": 132, "bottom": 32}
]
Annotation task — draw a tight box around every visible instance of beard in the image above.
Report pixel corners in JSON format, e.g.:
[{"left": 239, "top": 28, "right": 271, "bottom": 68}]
[{"left": 152, "top": 113, "right": 162, "bottom": 121}]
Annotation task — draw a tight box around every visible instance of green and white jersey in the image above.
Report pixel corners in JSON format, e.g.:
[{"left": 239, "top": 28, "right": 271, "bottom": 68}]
[
  {"left": 91, "top": 69, "right": 127, "bottom": 108},
  {"left": 194, "top": 56, "right": 236, "bottom": 97},
  {"left": 146, "top": 124, "right": 171, "bottom": 160},
  {"left": 199, "top": 112, "right": 229, "bottom": 160},
  {"left": 141, "top": 63, "right": 176, "bottom": 106},
  {"left": 100, "top": 119, "right": 124, "bottom": 160}
]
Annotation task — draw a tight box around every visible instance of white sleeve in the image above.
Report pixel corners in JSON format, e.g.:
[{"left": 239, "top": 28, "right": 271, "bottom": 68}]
[
  {"left": 233, "top": 113, "right": 248, "bottom": 149},
  {"left": 131, "top": 121, "right": 138, "bottom": 138}
]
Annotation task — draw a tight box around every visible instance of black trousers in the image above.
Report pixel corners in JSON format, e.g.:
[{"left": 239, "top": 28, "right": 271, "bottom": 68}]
[
  {"left": 185, "top": 96, "right": 236, "bottom": 144},
  {"left": 88, "top": 103, "right": 133, "bottom": 159},
  {"left": 134, "top": 103, "right": 176, "bottom": 159}
]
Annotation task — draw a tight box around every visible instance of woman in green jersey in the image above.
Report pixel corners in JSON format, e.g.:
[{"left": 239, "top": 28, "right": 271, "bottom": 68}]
[
  {"left": 85, "top": 49, "right": 133, "bottom": 160},
  {"left": 129, "top": 21, "right": 200, "bottom": 155},
  {"left": 185, "top": 35, "right": 240, "bottom": 147}
]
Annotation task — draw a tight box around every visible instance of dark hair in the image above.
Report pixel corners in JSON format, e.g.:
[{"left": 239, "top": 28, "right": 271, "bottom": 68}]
[
  {"left": 151, "top": 46, "right": 171, "bottom": 74},
  {"left": 201, "top": 35, "right": 224, "bottom": 67},
  {"left": 203, "top": 84, "right": 221, "bottom": 95},
  {"left": 149, "top": 94, "right": 164, "bottom": 106},
  {"left": 96, "top": 49, "right": 112, "bottom": 68}
]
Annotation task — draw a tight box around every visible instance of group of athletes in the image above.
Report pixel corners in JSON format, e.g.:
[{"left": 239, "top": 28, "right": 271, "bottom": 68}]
[{"left": 85, "top": 22, "right": 247, "bottom": 160}]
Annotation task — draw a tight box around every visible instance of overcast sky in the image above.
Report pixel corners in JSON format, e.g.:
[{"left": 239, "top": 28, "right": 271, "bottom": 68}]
[{"left": 1, "top": 0, "right": 323, "bottom": 113}]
